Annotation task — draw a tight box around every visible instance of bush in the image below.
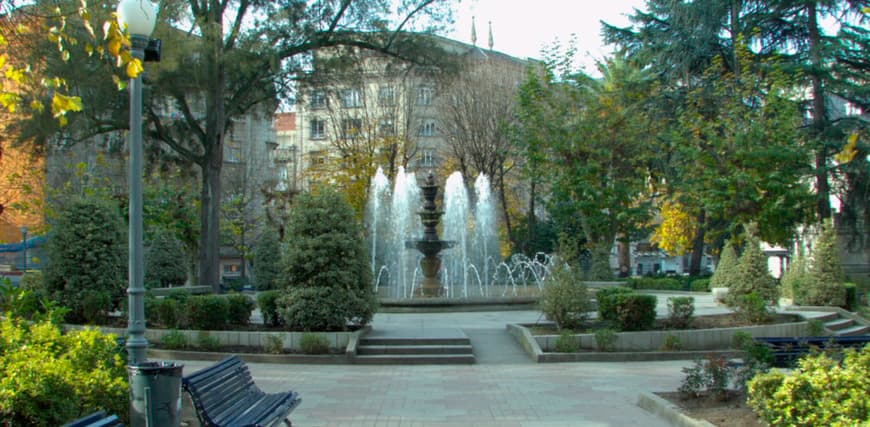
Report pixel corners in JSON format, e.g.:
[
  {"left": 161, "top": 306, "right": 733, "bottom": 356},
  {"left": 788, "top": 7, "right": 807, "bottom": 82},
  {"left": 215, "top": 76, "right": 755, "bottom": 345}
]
[
  {"left": 538, "top": 264, "right": 590, "bottom": 330},
  {"left": 730, "top": 331, "right": 773, "bottom": 390},
  {"left": 629, "top": 277, "right": 682, "bottom": 291},
  {"left": 666, "top": 297, "right": 694, "bottom": 329},
  {"left": 735, "top": 292, "right": 772, "bottom": 324},
  {"left": 0, "top": 279, "right": 42, "bottom": 320},
  {"left": 614, "top": 294, "right": 657, "bottom": 331},
  {"left": 263, "top": 335, "right": 284, "bottom": 354},
  {"left": 253, "top": 229, "right": 281, "bottom": 290},
  {"left": 801, "top": 220, "right": 846, "bottom": 307},
  {"left": 726, "top": 233, "right": 778, "bottom": 308},
  {"left": 222, "top": 276, "right": 249, "bottom": 293},
  {"left": 0, "top": 316, "right": 128, "bottom": 425},
  {"left": 710, "top": 240, "right": 739, "bottom": 289},
  {"left": 299, "top": 333, "right": 330, "bottom": 354},
  {"left": 596, "top": 287, "right": 634, "bottom": 322},
  {"left": 19, "top": 270, "right": 46, "bottom": 301},
  {"left": 257, "top": 290, "right": 283, "bottom": 327},
  {"left": 279, "top": 287, "right": 375, "bottom": 331},
  {"left": 226, "top": 293, "right": 255, "bottom": 326},
  {"left": 44, "top": 198, "right": 127, "bottom": 324},
  {"left": 660, "top": 333, "right": 683, "bottom": 351},
  {"left": 145, "top": 229, "right": 188, "bottom": 288},
  {"left": 748, "top": 345, "right": 870, "bottom": 426},
  {"left": 781, "top": 254, "right": 809, "bottom": 301},
  {"left": 196, "top": 332, "right": 221, "bottom": 351},
  {"left": 690, "top": 278, "right": 710, "bottom": 292},
  {"left": 154, "top": 297, "right": 182, "bottom": 329},
  {"left": 186, "top": 295, "right": 229, "bottom": 330},
  {"left": 844, "top": 283, "right": 858, "bottom": 310},
  {"left": 161, "top": 329, "right": 188, "bottom": 349},
  {"left": 594, "top": 328, "right": 617, "bottom": 351},
  {"left": 679, "top": 354, "right": 733, "bottom": 400},
  {"left": 554, "top": 330, "right": 579, "bottom": 353},
  {"left": 278, "top": 188, "right": 376, "bottom": 328}
]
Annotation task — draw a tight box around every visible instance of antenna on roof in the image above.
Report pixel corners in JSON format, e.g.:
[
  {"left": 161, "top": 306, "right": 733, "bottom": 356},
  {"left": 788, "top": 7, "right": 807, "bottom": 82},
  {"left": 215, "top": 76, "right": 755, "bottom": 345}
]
[
  {"left": 471, "top": 16, "right": 477, "bottom": 46},
  {"left": 488, "top": 21, "right": 494, "bottom": 50}
]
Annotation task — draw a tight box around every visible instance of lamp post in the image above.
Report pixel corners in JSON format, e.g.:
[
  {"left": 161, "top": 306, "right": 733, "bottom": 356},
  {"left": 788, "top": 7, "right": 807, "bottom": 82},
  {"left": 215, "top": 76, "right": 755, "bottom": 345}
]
[
  {"left": 117, "top": 0, "right": 158, "bottom": 366},
  {"left": 20, "top": 226, "right": 26, "bottom": 272}
]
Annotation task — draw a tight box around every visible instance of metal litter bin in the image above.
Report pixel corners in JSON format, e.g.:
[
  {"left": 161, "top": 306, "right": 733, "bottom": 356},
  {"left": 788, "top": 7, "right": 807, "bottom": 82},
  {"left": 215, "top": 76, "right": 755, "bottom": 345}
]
[{"left": 128, "top": 361, "right": 184, "bottom": 427}]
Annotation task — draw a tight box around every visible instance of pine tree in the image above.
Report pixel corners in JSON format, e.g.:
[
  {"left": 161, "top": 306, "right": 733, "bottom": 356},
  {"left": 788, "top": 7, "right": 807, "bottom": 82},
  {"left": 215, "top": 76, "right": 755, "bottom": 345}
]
[
  {"left": 710, "top": 240, "right": 740, "bottom": 289},
  {"left": 727, "top": 233, "right": 778, "bottom": 307},
  {"left": 803, "top": 220, "right": 846, "bottom": 306},
  {"left": 145, "top": 229, "right": 188, "bottom": 288},
  {"left": 780, "top": 253, "right": 809, "bottom": 302},
  {"left": 253, "top": 228, "right": 281, "bottom": 291}
]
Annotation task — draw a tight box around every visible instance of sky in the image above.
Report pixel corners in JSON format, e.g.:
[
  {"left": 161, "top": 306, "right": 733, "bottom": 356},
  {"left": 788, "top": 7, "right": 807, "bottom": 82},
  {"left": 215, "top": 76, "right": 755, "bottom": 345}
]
[{"left": 446, "top": 0, "right": 647, "bottom": 73}]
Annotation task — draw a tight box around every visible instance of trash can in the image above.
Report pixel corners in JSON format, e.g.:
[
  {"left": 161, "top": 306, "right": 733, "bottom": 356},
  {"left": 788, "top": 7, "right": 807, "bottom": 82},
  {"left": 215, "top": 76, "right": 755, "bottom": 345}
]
[{"left": 128, "top": 361, "right": 184, "bottom": 427}]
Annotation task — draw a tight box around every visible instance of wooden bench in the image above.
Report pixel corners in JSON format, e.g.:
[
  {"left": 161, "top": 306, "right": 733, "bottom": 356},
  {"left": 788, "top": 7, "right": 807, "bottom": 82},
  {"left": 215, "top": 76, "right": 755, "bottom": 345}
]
[
  {"left": 182, "top": 355, "right": 301, "bottom": 427},
  {"left": 62, "top": 411, "right": 123, "bottom": 427},
  {"left": 754, "top": 335, "right": 870, "bottom": 367}
]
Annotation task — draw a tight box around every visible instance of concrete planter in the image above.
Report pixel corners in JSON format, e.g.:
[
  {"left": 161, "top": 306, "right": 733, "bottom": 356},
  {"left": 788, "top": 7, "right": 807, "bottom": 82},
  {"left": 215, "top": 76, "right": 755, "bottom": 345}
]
[{"left": 711, "top": 287, "right": 729, "bottom": 303}]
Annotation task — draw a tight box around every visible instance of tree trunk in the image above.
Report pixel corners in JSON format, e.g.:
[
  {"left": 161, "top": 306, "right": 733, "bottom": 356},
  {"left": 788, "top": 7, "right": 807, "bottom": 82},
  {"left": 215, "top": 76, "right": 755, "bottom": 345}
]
[
  {"left": 689, "top": 209, "right": 706, "bottom": 276},
  {"left": 199, "top": 155, "right": 223, "bottom": 292},
  {"left": 617, "top": 234, "right": 631, "bottom": 277},
  {"left": 525, "top": 179, "right": 536, "bottom": 254},
  {"left": 808, "top": 2, "right": 831, "bottom": 221}
]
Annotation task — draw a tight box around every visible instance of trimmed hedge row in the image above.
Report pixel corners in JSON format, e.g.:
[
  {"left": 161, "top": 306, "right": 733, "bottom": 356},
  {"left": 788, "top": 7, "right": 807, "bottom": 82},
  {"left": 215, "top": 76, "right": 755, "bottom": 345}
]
[
  {"left": 595, "top": 287, "right": 658, "bottom": 331},
  {"left": 626, "top": 276, "right": 712, "bottom": 292},
  {"left": 146, "top": 291, "right": 254, "bottom": 330}
]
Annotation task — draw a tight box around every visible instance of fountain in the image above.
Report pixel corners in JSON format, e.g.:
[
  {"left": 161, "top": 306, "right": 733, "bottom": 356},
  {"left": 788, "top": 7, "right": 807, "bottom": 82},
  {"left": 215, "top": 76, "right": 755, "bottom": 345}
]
[
  {"left": 404, "top": 171, "right": 455, "bottom": 297},
  {"left": 366, "top": 167, "right": 554, "bottom": 300}
]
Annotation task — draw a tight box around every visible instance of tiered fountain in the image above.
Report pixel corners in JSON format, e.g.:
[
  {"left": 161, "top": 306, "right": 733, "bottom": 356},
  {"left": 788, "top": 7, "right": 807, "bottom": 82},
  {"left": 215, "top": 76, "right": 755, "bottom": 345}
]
[{"left": 405, "top": 171, "right": 455, "bottom": 297}]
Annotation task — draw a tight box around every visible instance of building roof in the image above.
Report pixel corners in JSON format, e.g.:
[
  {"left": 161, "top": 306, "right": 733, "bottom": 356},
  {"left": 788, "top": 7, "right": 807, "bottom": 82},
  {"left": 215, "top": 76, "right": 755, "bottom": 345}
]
[{"left": 274, "top": 112, "right": 296, "bottom": 132}]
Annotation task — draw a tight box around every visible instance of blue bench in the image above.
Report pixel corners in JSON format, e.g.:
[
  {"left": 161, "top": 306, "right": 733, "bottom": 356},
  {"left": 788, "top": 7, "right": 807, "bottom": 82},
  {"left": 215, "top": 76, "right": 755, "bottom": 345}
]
[
  {"left": 183, "top": 355, "right": 301, "bottom": 427},
  {"left": 754, "top": 335, "right": 870, "bottom": 367},
  {"left": 62, "top": 411, "right": 123, "bottom": 427}
]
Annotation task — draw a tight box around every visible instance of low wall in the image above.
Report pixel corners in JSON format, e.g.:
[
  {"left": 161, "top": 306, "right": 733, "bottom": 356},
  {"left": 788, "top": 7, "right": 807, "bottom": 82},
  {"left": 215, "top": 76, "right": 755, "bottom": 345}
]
[
  {"left": 517, "top": 318, "right": 810, "bottom": 354},
  {"left": 66, "top": 325, "right": 357, "bottom": 352}
]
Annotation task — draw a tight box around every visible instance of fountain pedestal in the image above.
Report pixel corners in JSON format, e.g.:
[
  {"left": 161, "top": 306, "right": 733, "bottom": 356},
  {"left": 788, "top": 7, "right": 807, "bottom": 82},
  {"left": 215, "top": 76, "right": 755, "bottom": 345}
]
[{"left": 406, "top": 172, "right": 455, "bottom": 297}]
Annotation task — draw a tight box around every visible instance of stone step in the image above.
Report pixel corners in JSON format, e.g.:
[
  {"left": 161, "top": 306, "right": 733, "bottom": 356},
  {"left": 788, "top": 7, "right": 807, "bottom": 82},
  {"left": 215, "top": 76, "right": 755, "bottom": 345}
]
[
  {"left": 352, "top": 354, "right": 476, "bottom": 365},
  {"left": 812, "top": 312, "right": 841, "bottom": 322},
  {"left": 825, "top": 318, "right": 856, "bottom": 330},
  {"left": 834, "top": 325, "right": 870, "bottom": 337},
  {"left": 357, "top": 344, "right": 473, "bottom": 356},
  {"left": 360, "top": 337, "right": 470, "bottom": 346}
]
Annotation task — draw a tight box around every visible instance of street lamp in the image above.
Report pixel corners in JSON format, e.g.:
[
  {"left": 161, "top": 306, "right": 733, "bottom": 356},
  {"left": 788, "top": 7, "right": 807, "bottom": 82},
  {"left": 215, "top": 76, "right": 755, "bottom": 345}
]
[{"left": 117, "top": 0, "right": 158, "bottom": 366}]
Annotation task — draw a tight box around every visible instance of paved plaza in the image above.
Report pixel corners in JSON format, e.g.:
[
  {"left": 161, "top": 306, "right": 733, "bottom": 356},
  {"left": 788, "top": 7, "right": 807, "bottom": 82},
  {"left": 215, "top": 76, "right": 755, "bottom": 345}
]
[{"left": 180, "top": 291, "right": 732, "bottom": 426}]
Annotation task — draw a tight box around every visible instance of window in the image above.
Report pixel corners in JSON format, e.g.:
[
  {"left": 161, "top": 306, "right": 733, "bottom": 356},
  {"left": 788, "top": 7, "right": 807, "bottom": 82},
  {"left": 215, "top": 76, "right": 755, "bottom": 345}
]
[
  {"left": 416, "top": 87, "right": 434, "bottom": 105},
  {"left": 379, "top": 118, "right": 395, "bottom": 136},
  {"left": 309, "top": 90, "right": 327, "bottom": 109},
  {"left": 421, "top": 149, "right": 436, "bottom": 167},
  {"left": 341, "top": 88, "right": 363, "bottom": 108},
  {"left": 225, "top": 140, "right": 242, "bottom": 163},
  {"left": 378, "top": 86, "right": 395, "bottom": 106},
  {"left": 341, "top": 119, "right": 363, "bottom": 139},
  {"left": 310, "top": 119, "right": 326, "bottom": 139},
  {"left": 418, "top": 120, "right": 436, "bottom": 137}
]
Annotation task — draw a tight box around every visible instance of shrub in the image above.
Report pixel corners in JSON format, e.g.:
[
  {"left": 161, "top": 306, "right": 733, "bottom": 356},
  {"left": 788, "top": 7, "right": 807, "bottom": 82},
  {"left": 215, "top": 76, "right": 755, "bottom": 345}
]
[
  {"left": 730, "top": 331, "right": 773, "bottom": 390},
  {"left": 279, "top": 287, "right": 373, "bottom": 331},
  {"left": 19, "top": 270, "right": 46, "bottom": 301},
  {"left": 186, "top": 295, "right": 229, "bottom": 330},
  {"left": 666, "top": 296, "right": 695, "bottom": 329},
  {"left": 614, "top": 294, "right": 657, "bottom": 331},
  {"left": 807, "top": 319, "right": 826, "bottom": 336},
  {"left": 196, "top": 332, "right": 221, "bottom": 351},
  {"left": 690, "top": 278, "right": 710, "bottom": 292},
  {"left": 161, "top": 330, "right": 188, "bottom": 349},
  {"left": 263, "top": 334, "right": 284, "bottom": 354},
  {"left": 554, "top": 330, "right": 579, "bottom": 353},
  {"left": 780, "top": 254, "right": 809, "bottom": 301},
  {"left": 679, "top": 354, "right": 733, "bottom": 400},
  {"left": 630, "top": 277, "right": 682, "bottom": 291},
  {"left": 596, "top": 287, "right": 634, "bottom": 322},
  {"left": 0, "top": 317, "right": 128, "bottom": 425},
  {"left": 155, "top": 297, "right": 182, "bottom": 329},
  {"left": 299, "top": 333, "right": 330, "bottom": 354},
  {"left": 726, "top": 233, "right": 778, "bottom": 308},
  {"left": 748, "top": 345, "right": 870, "bottom": 426},
  {"left": 710, "top": 240, "right": 739, "bottom": 289},
  {"left": 44, "top": 197, "right": 127, "bottom": 324},
  {"left": 145, "top": 229, "right": 188, "bottom": 288},
  {"left": 278, "top": 188, "right": 376, "bottom": 328},
  {"left": 594, "top": 328, "right": 617, "bottom": 352},
  {"left": 222, "top": 276, "right": 249, "bottom": 293},
  {"left": 802, "top": 220, "right": 846, "bottom": 307},
  {"left": 226, "top": 293, "right": 255, "bottom": 326},
  {"left": 843, "top": 283, "right": 858, "bottom": 310},
  {"left": 660, "top": 333, "right": 683, "bottom": 351},
  {"left": 538, "top": 263, "right": 590, "bottom": 330},
  {"left": 257, "top": 290, "right": 283, "bottom": 327},
  {"left": 734, "top": 292, "right": 772, "bottom": 324},
  {"left": 0, "top": 279, "right": 41, "bottom": 320},
  {"left": 253, "top": 228, "right": 281, "bottom": 290}
]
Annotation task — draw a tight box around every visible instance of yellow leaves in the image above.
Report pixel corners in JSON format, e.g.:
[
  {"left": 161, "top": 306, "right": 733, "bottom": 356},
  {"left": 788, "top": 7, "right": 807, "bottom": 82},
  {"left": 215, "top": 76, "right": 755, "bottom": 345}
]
[
  {"left": 51, "top": 94, "right": 82, "bottom": 126},
  {"left": 126, "top": 58, "right": 144, "bottom": 79},
  {"left": 108, "top": 38, "right": 122, "bottom": 57},
  {"left": 651, "top": 201, "right": 696, "bottom": 256},
  {"left": 834, "top": 133, "right": 860, "bottom": 164}
]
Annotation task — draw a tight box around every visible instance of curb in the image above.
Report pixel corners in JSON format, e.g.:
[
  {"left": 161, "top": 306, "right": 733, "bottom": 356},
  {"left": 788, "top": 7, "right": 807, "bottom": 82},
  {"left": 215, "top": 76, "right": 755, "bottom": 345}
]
[{"left": 637, "top": 392, "right": 716, "bottom": 427}]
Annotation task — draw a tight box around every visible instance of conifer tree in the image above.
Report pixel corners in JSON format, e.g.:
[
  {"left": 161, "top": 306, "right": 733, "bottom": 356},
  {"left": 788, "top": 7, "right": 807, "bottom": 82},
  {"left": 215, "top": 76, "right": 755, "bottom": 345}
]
[
  {"left": 803, "top": 220, "right": 846, "bottom": 306},
  {"left": 145, "top": 229, "right": 188, "bottom": 288},
  {"left": 710, "top": 240, "right": 739, "bottom": 289},
  {"left": 253, "top": 229, "right": 281, "bottom": 291},
  {"left": 727, "top": 232, "right": 778, "bottom": 307}
]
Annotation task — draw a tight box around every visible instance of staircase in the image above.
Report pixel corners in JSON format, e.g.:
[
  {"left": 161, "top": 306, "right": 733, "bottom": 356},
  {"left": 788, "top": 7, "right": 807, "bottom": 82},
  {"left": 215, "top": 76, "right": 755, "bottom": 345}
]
[
  {"left": 816, "top": 311, "right": 870, "bottom": 336},
  {"left": 353, "top": 328, "right": 475, "bottom": 365}
]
